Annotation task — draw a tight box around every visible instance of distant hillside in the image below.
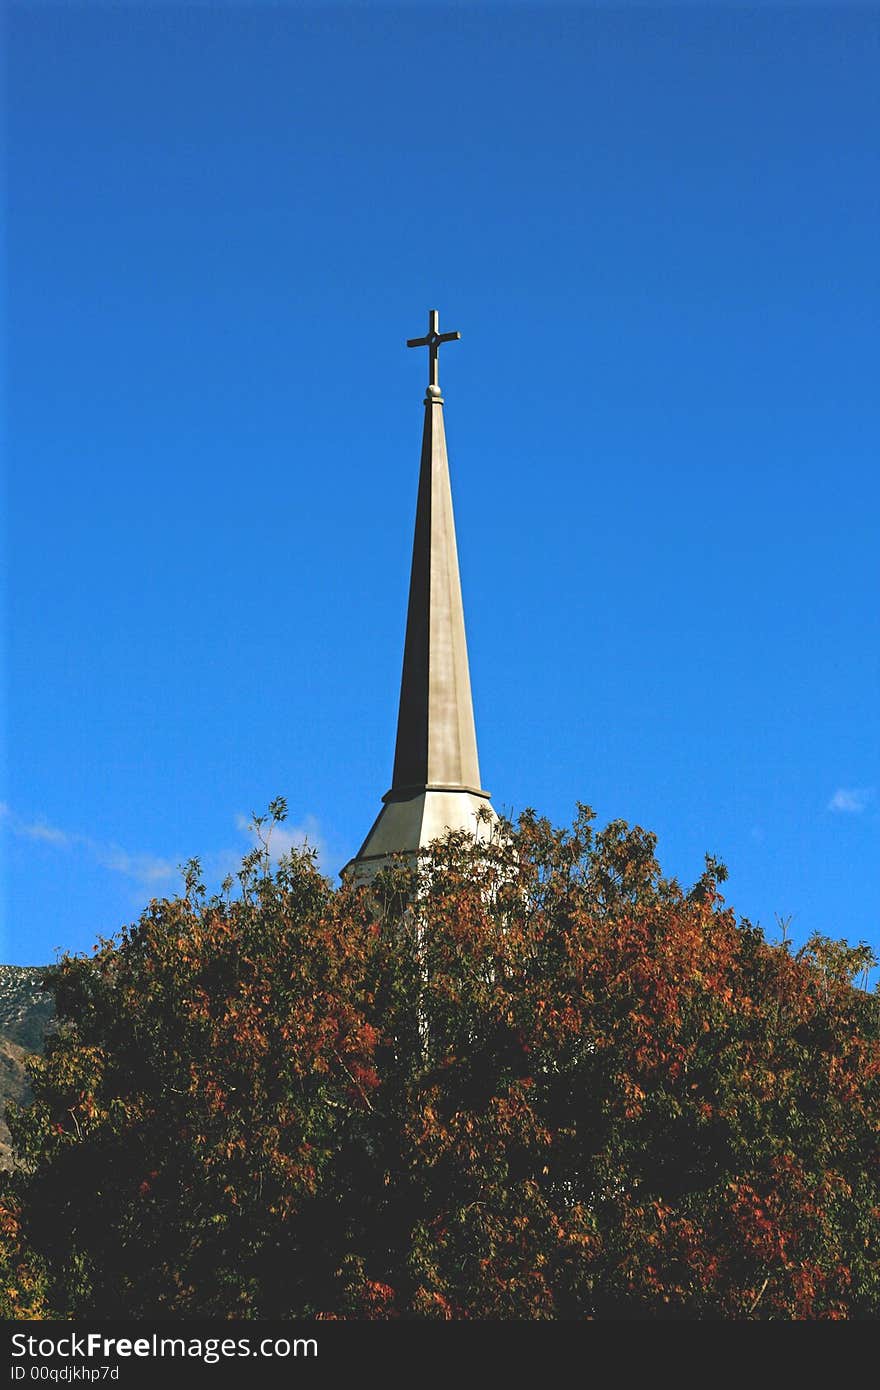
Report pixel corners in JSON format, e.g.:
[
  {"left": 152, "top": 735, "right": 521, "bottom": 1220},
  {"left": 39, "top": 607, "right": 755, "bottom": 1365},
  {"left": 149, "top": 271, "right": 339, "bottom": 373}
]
[{"left": 0, "top": 966, "right": 55, "bottom": 1168}]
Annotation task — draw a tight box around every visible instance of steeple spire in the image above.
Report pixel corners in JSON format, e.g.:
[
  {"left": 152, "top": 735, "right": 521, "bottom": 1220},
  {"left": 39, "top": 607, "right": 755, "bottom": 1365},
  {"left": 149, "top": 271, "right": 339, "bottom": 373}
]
[{"left": 344, "top": 311, "right": 496, "bottom": 879}]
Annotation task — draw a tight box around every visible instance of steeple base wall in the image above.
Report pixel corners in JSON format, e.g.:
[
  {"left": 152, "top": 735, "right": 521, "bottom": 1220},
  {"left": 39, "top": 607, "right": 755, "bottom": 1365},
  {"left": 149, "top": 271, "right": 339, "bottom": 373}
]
[{"left": 342, "top": 788, "right": 498, "bottom": 884}]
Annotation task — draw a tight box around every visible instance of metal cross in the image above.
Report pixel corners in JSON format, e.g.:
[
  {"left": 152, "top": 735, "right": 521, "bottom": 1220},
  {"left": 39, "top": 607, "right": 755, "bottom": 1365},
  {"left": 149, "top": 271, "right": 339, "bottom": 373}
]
[{"left": 406, "top": 309, "right": 461, "bottom": 390}]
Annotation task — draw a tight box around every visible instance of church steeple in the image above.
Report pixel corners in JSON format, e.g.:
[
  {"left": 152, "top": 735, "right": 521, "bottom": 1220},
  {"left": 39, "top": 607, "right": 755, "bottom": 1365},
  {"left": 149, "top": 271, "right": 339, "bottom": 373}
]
[
  {"left": 344, "top": 311, "right": 496, "bottom": 879},
  {"left": 392, "top": 314, "right": 483, "bottom": 796}
]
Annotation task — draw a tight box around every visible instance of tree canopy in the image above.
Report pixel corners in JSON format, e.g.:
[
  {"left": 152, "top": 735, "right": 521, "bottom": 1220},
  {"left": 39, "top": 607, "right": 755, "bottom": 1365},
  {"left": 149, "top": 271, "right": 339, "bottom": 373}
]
[{"left": 2, "top": 804, "right": 878, "bottom": 1319}]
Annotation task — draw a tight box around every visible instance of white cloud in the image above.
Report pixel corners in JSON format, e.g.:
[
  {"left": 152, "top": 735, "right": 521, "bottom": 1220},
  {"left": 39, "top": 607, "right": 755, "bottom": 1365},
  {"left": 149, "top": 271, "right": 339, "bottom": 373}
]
[
  {"left": 1, "top": 804, "right": 328, "bottom": 899},
  {"left": 201, "top": 847, "right": 245, "bottom": 883},
  {"left": 234, "top": 811, "right": 325, "bottom": 866},
  {"left": 0, "top": 806, "right": 177, "bottom": 887},
  {"left": 828, "top": 787, "right": 874, "bottom": 814},
  {"left": 93, "top": 845, "right": 177, "bottom": 883},
  {"left": 16, "top": 820, "right": 72, "bottom": 847}
]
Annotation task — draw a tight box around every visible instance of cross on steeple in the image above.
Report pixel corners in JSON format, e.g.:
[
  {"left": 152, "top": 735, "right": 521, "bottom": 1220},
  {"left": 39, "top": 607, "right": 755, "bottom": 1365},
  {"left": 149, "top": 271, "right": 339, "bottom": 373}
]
[{"left": 407, "top": 309, "right": 461, "bottom": 391}]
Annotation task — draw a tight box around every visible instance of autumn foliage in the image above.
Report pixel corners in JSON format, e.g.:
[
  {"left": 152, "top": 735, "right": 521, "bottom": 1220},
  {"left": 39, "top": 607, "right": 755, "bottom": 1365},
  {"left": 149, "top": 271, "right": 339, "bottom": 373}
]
[{"left": 1, "top": 805, "right": 878, "bottom": 1319}]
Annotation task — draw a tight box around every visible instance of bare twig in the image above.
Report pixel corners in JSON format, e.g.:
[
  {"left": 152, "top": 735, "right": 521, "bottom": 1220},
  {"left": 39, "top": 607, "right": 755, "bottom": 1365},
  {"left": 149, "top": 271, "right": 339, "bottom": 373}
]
[
  {"left": 748, "top": 1275, "right": 770, "bottom": 1315},
  {"left": 334, "top": 1051, "right": 376, "bottom": 1112}
]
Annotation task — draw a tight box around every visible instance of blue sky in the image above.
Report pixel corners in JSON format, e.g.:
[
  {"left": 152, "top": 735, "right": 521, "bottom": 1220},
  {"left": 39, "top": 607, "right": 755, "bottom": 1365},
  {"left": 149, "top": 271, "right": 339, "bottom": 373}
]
[{"left": 3, "top": 3, "right": 878, "bottom": 967}]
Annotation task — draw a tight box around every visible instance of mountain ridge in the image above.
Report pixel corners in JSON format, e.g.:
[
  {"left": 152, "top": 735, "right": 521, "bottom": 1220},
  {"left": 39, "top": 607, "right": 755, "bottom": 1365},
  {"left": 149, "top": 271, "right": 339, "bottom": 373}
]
[{"left": 0, "top": 965, "right": 55, "bottom": 1168}]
